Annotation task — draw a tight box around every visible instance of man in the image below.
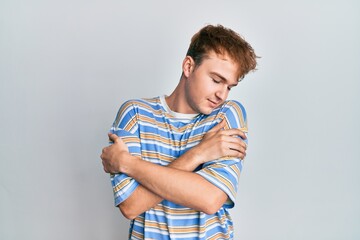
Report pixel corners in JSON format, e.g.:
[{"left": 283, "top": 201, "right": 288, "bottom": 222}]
[{"left": 101, "top": 24, "right": 258, "bottom": 239}]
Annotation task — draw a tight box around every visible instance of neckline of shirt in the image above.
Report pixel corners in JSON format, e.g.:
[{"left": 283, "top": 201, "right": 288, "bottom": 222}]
[{"left": 159, "top": 95, "right": 199, "bottom": 120}]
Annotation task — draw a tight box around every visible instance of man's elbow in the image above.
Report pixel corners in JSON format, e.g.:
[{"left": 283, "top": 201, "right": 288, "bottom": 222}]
[
  {"left": 202, "top": 204, "right": 222, "bottom": 215},
  {"left": 118, "top": 205, "right": 137, "bottom": 220},
  {"left": 200, "top": 196, "right": 225, "bottom": 215}
]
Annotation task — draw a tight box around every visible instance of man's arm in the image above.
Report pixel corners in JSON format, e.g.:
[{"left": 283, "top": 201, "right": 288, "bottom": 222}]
[
  {"left": 119, "top": 154, "right": 229, "bottom": 215},
  {"left": 101, "top": 120, "right": 247, "bottom": 219},
  {"left": 114, "top": 146, "right": 215, "bottom": 219}
]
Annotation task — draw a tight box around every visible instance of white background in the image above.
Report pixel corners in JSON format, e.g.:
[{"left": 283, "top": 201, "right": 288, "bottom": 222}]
[{"left": 1, "top": 0, "right": 359, "bottom": 239}]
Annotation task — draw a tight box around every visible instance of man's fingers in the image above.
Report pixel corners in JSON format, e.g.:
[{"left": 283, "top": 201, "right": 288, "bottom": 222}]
[
  {"left": 209, "top": 120, "right": 247, "bottom": 141},
  {"left": 227, "top": 143, "right": 247, "bottom": 159},
  {"left": 227, "top": 141, "right": 247, "bottom": 153},
  {"left": 209, "top": 119, "right": 226, "bottom": 133},
  {"left": 220, "top": 128, "right": 247, "bottom": 140},
  {"left": 108, "top": 133, "right": 120, "bottom": 143}
]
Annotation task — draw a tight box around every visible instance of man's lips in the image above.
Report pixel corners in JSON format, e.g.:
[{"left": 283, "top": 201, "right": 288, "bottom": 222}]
[{"left": 208, "top": 99, "right": 220, "bottom": 108}]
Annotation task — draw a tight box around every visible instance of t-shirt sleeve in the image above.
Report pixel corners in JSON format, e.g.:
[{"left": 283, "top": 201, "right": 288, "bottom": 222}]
[
  {"left": 108, "top": 100, "right": 141, "bottom": 207},
  {"left": 196, "top": 100, "right": 248, "bottom": 209}
]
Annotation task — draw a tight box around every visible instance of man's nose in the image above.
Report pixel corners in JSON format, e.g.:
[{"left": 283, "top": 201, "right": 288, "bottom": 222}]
[{"left": 215, "top": 86, "right": 228, "bottom": 101}]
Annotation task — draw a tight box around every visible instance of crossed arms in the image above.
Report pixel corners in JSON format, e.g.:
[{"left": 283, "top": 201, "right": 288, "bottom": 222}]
[{"left": 101, "top": 119, "right": 247, "bottom": 220}]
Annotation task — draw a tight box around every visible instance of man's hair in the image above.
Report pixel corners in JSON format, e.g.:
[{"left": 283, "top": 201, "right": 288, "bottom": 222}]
[{"left": 186, "top": 24, "right": 258, "bottom": 80}]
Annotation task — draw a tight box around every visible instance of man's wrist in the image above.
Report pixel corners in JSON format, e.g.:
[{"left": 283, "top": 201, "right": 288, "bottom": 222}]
[
  {"left": 185, "top": 147, "right": 204, "bottom": 166},
  {"left": 117, "top": 153, "right": 137, "bottom": 175}
]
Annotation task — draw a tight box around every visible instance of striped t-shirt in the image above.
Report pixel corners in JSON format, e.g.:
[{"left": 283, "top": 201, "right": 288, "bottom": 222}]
[{"left": 110, "top": 96, "right": 248, "bottom": 240}]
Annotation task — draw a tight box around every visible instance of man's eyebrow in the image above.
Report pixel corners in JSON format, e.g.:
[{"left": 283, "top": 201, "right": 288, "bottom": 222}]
[{"left": 210, "top": 72, "right": 238, "bottom": 86}]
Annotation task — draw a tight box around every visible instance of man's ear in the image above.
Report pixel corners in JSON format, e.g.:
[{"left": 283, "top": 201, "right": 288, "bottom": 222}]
[{"left": 182, "top": 56, "right": 195, "bottom": 78}]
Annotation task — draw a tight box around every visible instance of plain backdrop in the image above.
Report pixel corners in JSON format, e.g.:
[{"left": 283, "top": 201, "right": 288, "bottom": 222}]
[{"left": 1, "top": 0, "right": 359, "bottom": 239}]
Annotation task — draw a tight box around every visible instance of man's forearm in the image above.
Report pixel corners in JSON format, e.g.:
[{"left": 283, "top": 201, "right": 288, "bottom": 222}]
[
  {"left": 108, "top": 122, "right": 245, "bottom": 218},
  {"left": 121, "top": 153, "right": 227, "bottom": 215},
  {"left": 119, "top": 148, "right": 208, "bottom": 219}
]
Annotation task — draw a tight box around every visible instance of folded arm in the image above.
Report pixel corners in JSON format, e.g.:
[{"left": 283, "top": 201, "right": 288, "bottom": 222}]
[{"left": 101, "top": 120, "right": 247, "bottom": 219}]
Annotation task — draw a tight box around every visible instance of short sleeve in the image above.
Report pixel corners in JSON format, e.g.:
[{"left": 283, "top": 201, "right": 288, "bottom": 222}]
[
  {"left": 109, "top": 100, "right": 142, "bottom": 206},
  {"left": 196, "top": 100, "right": 248, "bottom": 209}
]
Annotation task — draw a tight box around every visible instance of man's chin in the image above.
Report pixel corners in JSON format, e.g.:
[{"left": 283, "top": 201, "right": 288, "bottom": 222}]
[{"left": 199, "top": 107, "right": 213, "bottom": 115}]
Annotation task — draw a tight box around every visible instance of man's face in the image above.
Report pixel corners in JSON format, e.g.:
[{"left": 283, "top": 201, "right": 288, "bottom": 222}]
[{"left": 184, "top": 51, "right": 239, "bottom": 115}]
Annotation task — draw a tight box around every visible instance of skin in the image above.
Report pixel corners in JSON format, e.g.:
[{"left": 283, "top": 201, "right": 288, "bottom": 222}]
[
  {"left": 166, "top": 51, "right": 240, "bottom": 114},
  {"left": 101, "top": 51, "right": 248, "bottom": 219}
]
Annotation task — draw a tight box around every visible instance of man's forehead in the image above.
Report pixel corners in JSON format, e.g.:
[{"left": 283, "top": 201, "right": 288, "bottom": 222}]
[{"left": 203, "top": 52, "right": 240, "bottom": 81}]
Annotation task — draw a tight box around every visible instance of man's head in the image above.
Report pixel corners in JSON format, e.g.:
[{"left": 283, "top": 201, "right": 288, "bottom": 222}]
[
  {"left": 168, "top": 24, "right": 258, "bottom": 115},
  {"left": 186, "top": 24, "right": 258, "bottom": 81}
]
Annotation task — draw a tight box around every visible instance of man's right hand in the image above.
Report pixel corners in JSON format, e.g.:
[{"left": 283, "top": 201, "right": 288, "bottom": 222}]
[{"left": 101, "top": 133, "right": 132, "bottom": 174}]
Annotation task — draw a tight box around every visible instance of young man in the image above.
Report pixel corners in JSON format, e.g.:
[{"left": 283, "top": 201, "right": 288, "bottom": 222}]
[{"left": 101, "top": 24, "right": 258, "bottom": 239}]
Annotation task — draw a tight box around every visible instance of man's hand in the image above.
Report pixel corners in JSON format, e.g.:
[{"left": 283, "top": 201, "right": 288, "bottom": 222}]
[
  {"left": 191, "top": 120, "right": 248, "bottom": 164},
  {"left": 101, "top": 133, "right": 131, "bottom": 174}
]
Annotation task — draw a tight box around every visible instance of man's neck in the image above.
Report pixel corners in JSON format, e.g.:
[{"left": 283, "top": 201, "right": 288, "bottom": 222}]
[{"left": 165, "top": 79, "right": 194, "bottom": 114}]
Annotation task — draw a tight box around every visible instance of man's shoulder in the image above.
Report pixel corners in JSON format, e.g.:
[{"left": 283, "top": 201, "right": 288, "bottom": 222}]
[
  {"left": 218, "top": 100, "right": 246, "bottom": 115},
  {"left": 121, "top": 96, "right": 159, "bottom": 106},
  {"left": 224, "top": 99, "right": 245, "bottom": 108},
  {"left": 213, "top": 100, "right": 247, "bottom": 129},
  {"left": 113, "top": 96, "right": 161, "bottom": 127},
  {"left": 119, "top": 96, "right": 161, "bottom": 111}
]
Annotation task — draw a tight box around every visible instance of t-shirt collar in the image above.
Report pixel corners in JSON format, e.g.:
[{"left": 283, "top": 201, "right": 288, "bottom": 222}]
[{"left": 160, "top": 95, "right": 199, "bottom": 119}]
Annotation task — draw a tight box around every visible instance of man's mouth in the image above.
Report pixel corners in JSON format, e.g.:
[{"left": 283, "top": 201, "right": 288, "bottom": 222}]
[{"left": 208, "top": 99, "right": 219, "bottom": 108}]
